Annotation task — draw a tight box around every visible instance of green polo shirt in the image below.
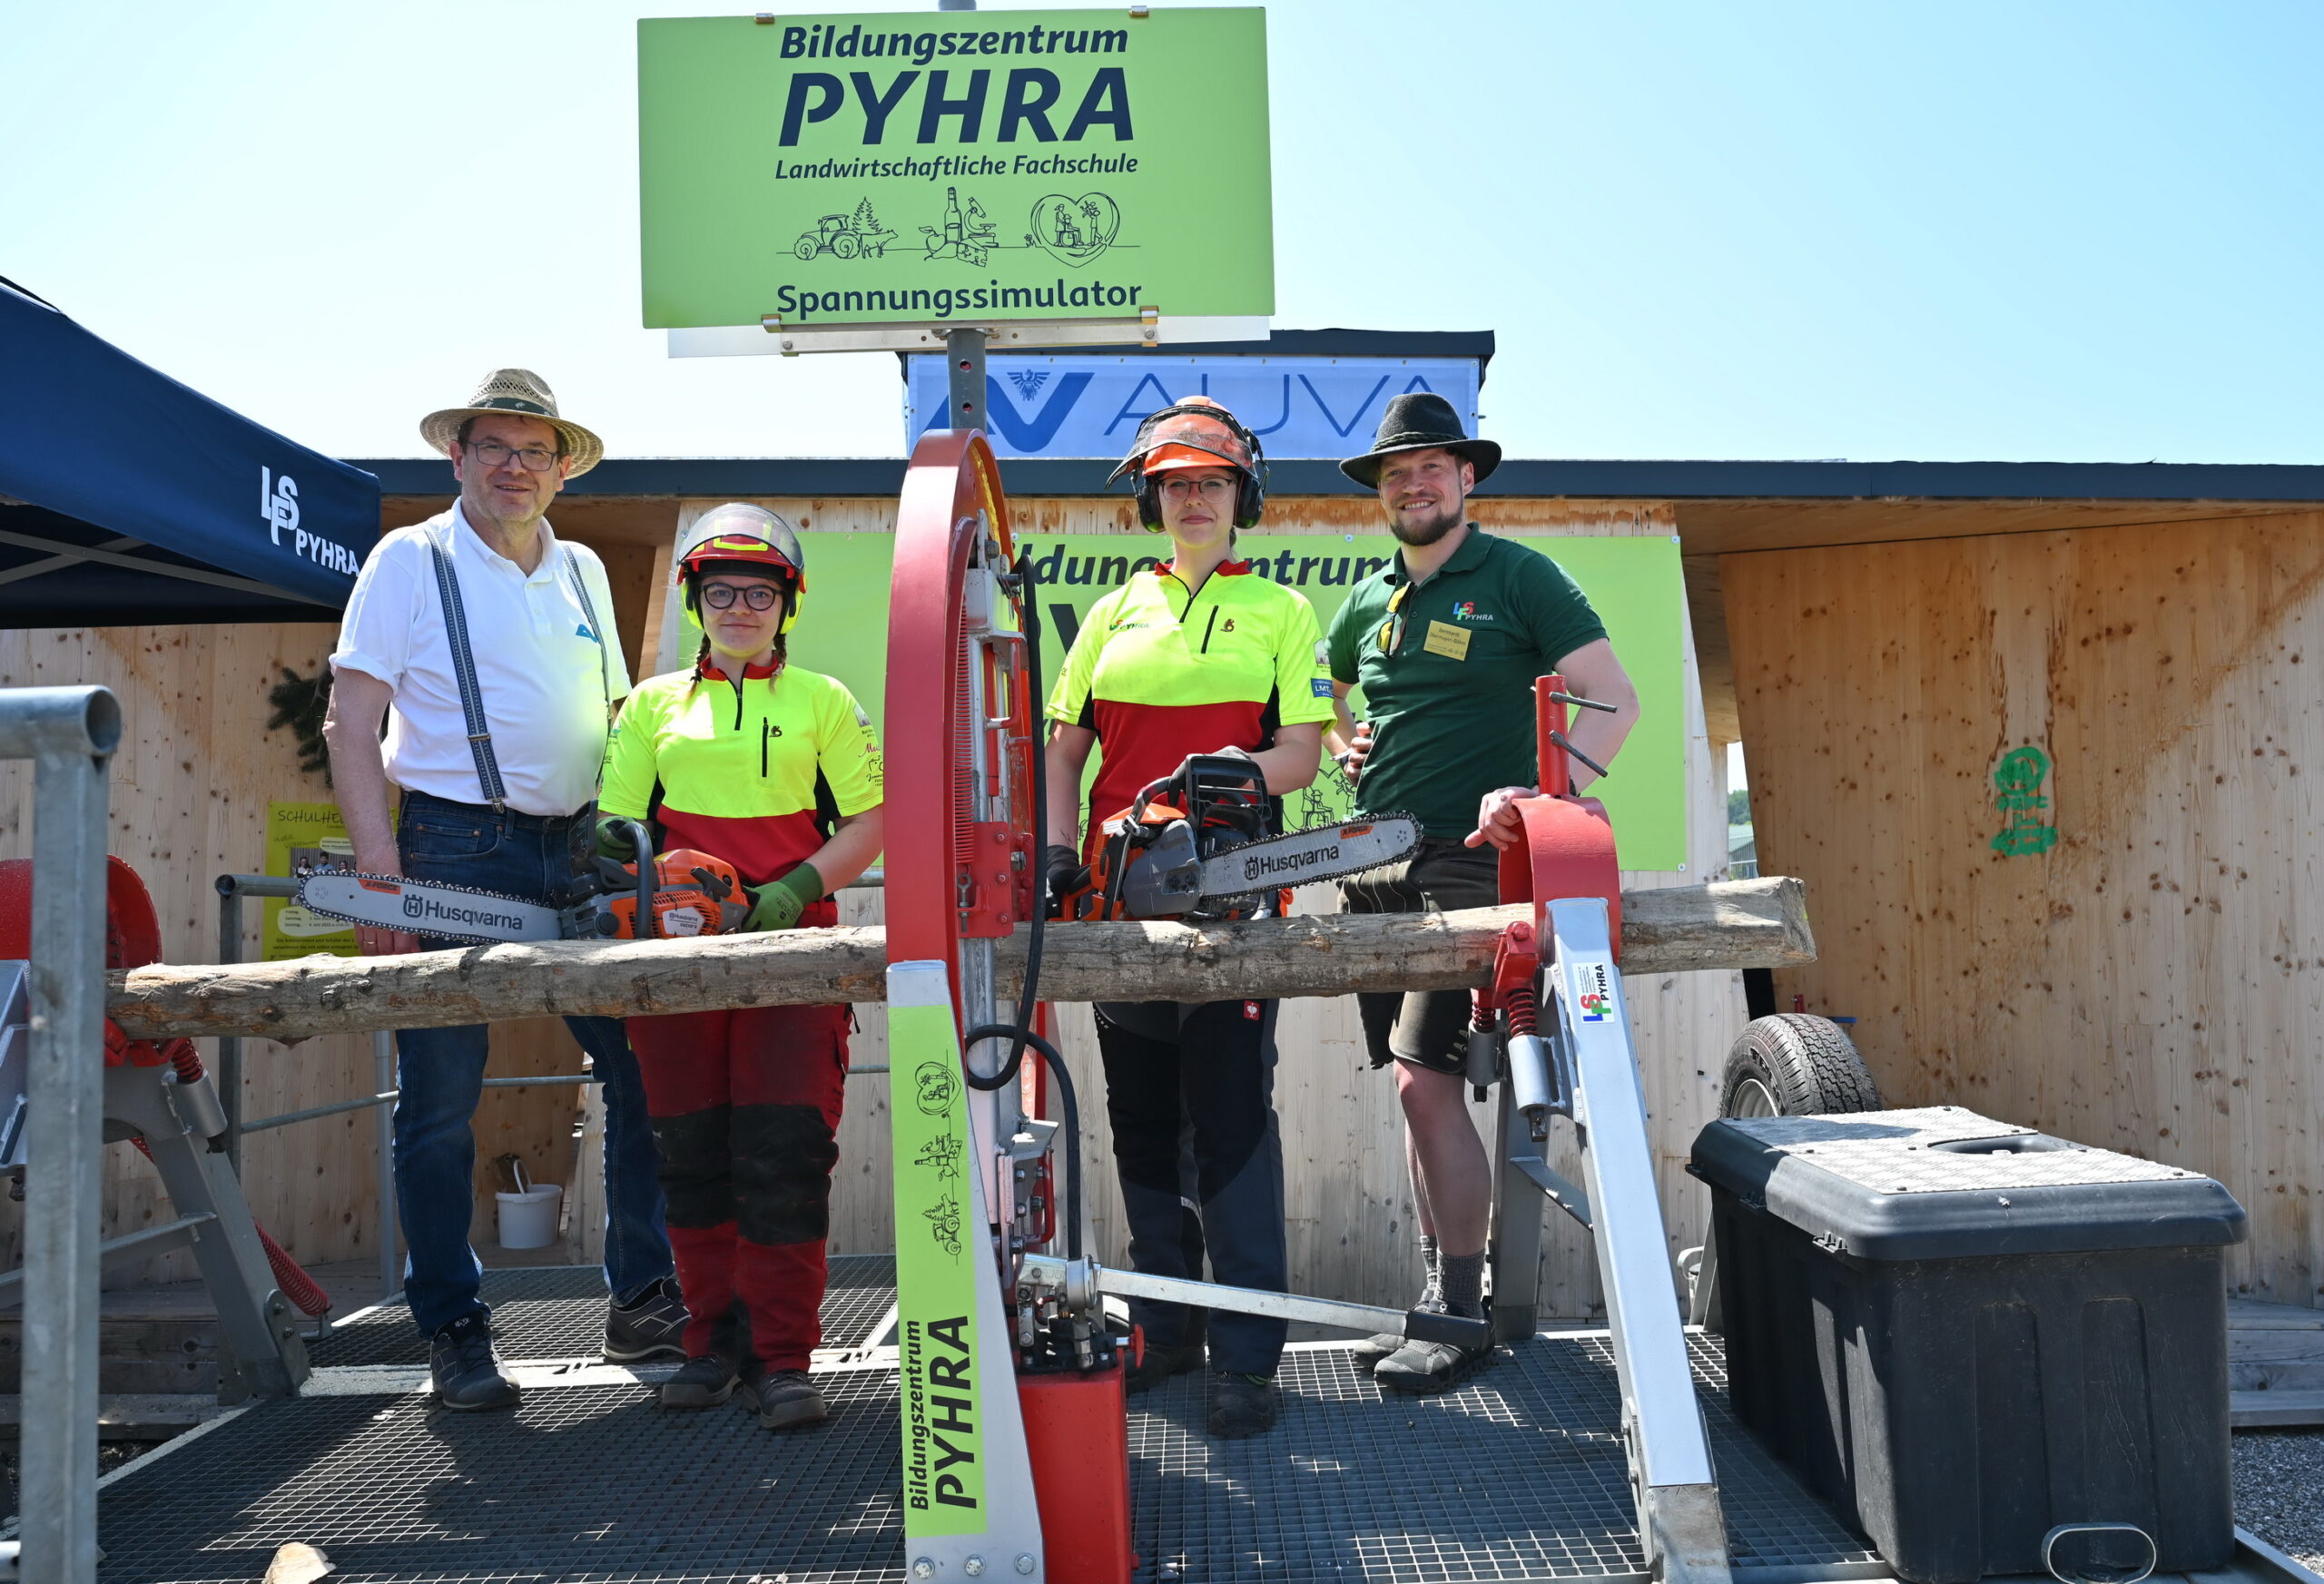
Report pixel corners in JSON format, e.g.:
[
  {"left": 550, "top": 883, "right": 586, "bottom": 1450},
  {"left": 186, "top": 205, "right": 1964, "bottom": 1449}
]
[{"left": 1325, "top": 527, "right": 1608, "bottom": 839}]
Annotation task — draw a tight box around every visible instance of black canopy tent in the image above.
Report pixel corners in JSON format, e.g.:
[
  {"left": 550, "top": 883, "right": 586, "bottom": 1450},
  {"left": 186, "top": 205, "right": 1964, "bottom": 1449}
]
[{"left": 0, "top": 279, "right": 378, "bottom": 627}]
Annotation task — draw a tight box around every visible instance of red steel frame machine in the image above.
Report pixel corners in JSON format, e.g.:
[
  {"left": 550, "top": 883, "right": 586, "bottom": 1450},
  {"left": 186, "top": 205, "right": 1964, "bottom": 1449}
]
[{"left": 881, "top": 433, "right": 1732, "bottom": 1584}]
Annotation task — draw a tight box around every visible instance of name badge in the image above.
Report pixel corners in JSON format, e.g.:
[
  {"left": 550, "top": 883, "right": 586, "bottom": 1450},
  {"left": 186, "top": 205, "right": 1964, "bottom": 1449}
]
[{"left": 1423, "top": 620, "right": 1472, "bottom": 661}]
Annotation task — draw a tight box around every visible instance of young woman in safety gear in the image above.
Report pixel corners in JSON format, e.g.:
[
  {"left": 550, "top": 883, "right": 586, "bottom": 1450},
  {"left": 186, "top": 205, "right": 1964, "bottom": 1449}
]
[
  {"left": 597, "top": 502, "right": 883, "bottom": 1431},
  {"left": 1040, "top": 397, "right": 1335, "bottom": 1440}
]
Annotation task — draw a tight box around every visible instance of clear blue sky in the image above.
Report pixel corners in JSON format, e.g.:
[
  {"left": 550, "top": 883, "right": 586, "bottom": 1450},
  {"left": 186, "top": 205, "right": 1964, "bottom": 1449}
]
[{"left": 8, "top": 1, "right": 2321, "bottom": 464}]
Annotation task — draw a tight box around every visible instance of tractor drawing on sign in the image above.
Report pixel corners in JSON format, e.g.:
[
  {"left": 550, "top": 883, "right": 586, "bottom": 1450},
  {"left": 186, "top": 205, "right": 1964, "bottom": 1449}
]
[{"left": 793, "top": 203, "right": 898, "bottom": 262}]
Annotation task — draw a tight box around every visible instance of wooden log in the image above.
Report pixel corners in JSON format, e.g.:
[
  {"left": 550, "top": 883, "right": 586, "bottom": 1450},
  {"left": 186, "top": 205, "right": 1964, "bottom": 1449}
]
[{"left": 108, "top": 876, "right": 1813, "bottom": 1045}]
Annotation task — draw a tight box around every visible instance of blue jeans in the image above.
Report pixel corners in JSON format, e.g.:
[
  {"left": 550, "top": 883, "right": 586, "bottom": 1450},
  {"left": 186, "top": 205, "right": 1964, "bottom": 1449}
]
[{"left": 393, "top": 792, "right": 674, "bottom": 1337}]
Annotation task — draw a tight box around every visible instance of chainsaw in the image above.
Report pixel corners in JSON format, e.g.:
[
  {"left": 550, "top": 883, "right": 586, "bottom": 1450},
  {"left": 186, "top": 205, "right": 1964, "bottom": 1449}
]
[
  {"left": 294, "top": 819, "right": 753, "bottom": 945},
  {"left": 1051, "top": 753, "right": 1420, "bottom": 922}
]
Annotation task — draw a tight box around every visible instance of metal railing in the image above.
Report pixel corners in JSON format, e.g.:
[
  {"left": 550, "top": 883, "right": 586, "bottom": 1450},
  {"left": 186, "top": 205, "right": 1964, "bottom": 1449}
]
[
  {"left": 4, "top": 684, "right": 122, "bottom": 1584},
  {"left": 211, "top": 866, "right": 895, "bottom": 1308}
]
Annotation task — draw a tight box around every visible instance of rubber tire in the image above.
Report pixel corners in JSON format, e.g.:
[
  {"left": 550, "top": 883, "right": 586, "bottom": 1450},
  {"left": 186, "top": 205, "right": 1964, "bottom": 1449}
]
[{"left": 1718, "top": 1014, "right": 1881, "bottom": 1118}]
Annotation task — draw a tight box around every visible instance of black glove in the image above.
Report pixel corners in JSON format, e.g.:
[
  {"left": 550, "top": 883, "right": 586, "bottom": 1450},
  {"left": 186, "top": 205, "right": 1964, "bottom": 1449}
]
[{"left": 1041, "top": 843, "right": 1082, "bottom": 904}]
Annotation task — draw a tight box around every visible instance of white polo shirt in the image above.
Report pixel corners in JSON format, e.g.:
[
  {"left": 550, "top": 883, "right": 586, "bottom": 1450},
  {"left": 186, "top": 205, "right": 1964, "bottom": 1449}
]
[{"left": 331, "top": 504, "right": 631, "bottom": 818}]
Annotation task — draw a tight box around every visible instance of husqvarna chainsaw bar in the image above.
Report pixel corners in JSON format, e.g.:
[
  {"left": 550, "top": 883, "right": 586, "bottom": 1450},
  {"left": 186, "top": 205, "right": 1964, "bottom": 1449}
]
[
  {"left": 294, "top": 871, "right": 593, "bottom": 945},
  {"left": 1126, "top": 814, "right": 1423, "bottom": 916}
]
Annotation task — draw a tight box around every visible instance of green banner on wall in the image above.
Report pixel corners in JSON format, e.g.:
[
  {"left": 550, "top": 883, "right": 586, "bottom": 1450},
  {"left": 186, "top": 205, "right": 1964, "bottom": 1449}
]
[
  {"left": 779, "top": 532, "right": 1690, "bottom": 871},
  {"left": 637, "top": 9, "right": 1273, "bottom": 330}
]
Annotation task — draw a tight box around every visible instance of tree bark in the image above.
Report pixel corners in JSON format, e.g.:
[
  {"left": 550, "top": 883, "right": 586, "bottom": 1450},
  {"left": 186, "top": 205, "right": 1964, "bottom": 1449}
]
[{"left": 110, "top": 876, "right": 1812, "bottom": 1045}]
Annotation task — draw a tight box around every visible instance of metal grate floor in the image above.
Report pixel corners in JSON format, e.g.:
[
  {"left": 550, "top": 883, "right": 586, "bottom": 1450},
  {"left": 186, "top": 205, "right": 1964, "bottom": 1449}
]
[
  {"left": 309, "top": 1256, "right": 899, "bottom": 1366},
  {"left": 97, "top": 1269, "right": 1879, "bottom": 1584}
]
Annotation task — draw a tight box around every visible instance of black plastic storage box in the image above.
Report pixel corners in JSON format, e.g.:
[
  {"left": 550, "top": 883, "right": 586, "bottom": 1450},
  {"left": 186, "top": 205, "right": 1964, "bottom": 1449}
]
[{"left": 1691, "top": 1107, "right": 2246, "bottom": 1584}]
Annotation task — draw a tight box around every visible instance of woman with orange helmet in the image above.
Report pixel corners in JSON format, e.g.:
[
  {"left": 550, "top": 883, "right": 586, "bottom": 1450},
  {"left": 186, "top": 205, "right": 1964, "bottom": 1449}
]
[
  {"left": 1041, "top": 398, "right": 1336, "bottom": 1439},
  {"left": 596, "top": 503, "right": 883, "bottom": 1432}
]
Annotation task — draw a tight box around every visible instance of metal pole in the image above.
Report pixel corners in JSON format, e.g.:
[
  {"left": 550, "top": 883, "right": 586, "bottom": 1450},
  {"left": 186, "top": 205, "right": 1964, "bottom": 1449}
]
[
  {"left": 374, "top": 1028, "right": 398, "bottom": 1303},
  {"left": 214, "top": 877, "right": 244, "bottom": 1169},
  {"left": 946, "top": 325, "right": 988, "bottom": 433},
  {"left": 7, "top": 684, "right": 121, "bottom": 1584}
]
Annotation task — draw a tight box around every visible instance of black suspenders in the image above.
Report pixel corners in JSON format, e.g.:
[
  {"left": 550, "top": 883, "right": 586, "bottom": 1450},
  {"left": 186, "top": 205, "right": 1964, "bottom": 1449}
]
[{"left": 426, "top": 523, "right": 614, "bottom": 813}]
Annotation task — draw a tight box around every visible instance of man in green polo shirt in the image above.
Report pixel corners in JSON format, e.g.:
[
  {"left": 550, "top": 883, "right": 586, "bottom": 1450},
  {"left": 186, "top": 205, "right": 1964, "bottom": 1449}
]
[{"left": 1324, "top": 392, "right": 1639, "bottom": 1393}]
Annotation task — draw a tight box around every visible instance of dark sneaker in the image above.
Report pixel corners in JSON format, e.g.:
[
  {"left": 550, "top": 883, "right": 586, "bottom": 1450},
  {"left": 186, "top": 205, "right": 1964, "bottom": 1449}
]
[
  {"left": 1206, "top": 1372, "right": 1278, "bottom": 1439},
  {"left": 1375, "top": 1335, "right": 1495, "bottom": 1395},
  {"left": 604, "top": 1277, "right": 690, "bottom": 1363},
  {"left": 1124, "top": 1337, "right": 1207, "bottom": 1394},
  {"left": 750, "top": 1368, "right": 829, "bottom": 1431},
  {"left": 659, "top": 1353, "right": 741, "bottom": 1410},
  {"left": 429, "top": 1313, "right": 519, "bottom": 1411}
]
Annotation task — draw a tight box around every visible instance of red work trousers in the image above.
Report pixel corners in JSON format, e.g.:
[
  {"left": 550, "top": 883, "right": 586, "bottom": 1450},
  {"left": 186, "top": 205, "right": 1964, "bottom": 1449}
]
[{"left": 626, "top": 1002, "right": 850, "bottom": 1372}]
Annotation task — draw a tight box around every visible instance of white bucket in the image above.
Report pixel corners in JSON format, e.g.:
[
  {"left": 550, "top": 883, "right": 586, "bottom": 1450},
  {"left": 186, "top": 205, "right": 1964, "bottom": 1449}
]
[{"left": 496, "top": 1184, "right": 563, "bottom": 1249}]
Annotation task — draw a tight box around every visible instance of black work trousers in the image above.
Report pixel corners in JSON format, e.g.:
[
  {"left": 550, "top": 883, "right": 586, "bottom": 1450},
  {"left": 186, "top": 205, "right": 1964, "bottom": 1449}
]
[{"left": 1094, "top": 997, "right": 1289, "bottom": 1376}]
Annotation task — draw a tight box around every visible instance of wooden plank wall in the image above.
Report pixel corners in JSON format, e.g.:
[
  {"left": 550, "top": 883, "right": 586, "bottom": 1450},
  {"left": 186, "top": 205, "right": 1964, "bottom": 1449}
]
[
  {"left": 1725, "top": 511, "right": 2324, "bottom": 1306},
  {"left": 0, "top": 535, "right": 660, "bottom": 1292},
  {"left": 688, "top": 493, "right": 1741, "bottom": 1318}
]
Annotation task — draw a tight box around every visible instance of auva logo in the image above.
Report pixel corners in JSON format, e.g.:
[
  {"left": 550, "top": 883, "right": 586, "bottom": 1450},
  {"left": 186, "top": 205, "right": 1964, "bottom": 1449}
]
[{"left": 926, "top": 373, "right": 1091, "bottom": 450}]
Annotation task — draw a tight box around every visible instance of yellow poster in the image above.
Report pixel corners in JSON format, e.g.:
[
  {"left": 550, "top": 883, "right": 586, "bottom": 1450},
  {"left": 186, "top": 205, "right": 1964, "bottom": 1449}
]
[{"left": 263, "top": 801, "right": 358, "bottom": 960}]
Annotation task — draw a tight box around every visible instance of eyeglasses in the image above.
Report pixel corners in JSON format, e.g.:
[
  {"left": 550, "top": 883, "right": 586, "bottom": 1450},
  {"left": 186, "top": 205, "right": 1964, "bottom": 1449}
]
[
  {"left": 1375, "top": 583, "right": 1413, "bottom": 654},
  {"left": 1157, "top": 476, "right": 1236, "bottom": 502},
  {"left": 463, "top": 439, "right": 561, "bottom": 473},
  {"left": 699, "top": 582, "right": 784, "bottom": 612}
]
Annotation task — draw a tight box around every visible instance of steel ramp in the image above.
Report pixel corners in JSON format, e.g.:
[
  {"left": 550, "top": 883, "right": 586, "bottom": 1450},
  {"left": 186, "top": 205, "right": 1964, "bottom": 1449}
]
[
  {"left": 74, "top": 1262, "right": 1886, "bottom": 1584},
  {"left": 307, "top": 1256, "right": 901, "bottom": 1369}
]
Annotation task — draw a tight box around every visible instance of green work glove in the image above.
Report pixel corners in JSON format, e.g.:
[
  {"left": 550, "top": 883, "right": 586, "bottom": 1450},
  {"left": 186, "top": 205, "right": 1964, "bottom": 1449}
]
[
  {"left": 595, "top": 818, "right": 640, "bottom": 861},
  {"left": 745, "top": 862, "right": 825, "bottom": 932}
]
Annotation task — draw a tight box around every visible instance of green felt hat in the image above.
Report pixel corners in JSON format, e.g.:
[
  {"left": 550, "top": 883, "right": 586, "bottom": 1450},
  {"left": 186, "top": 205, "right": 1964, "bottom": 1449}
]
[{"left": 1339, "top": 392, "right": 1501, "bottom": 488}]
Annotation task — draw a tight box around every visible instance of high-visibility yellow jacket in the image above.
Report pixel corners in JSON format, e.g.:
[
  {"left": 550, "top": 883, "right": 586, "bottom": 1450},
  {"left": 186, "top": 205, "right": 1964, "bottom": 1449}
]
[
  {"left": 1046, "top": 560, "right": 1335, "bottom": 835},
  {"left": 601, "top": 658, "right": 883, "bottom": 915}
]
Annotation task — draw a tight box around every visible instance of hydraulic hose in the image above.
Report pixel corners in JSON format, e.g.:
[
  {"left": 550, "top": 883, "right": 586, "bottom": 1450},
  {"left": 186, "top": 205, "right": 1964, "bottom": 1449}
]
[
  {"left": 960, "top": 1023, "right": 1080, "bottom": 1263},
  {"left": 966, "top": 549, "right": 1049, "bottom": 1094}
]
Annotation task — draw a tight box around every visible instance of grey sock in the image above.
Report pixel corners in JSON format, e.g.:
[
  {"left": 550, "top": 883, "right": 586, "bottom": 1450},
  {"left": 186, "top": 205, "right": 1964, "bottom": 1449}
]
[
  {"left": 1417, "top": 1235, "right": 1443, "bottom": 1310},
  {"left": 1438, "top": 1252, "right": 1486, "bottom": 1321}
]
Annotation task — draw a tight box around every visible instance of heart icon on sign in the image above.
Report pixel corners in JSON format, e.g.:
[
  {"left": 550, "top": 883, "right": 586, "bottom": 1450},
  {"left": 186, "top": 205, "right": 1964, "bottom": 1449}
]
[{"left": 1027, "top": 192, "right": 1121, "bottom": 267}]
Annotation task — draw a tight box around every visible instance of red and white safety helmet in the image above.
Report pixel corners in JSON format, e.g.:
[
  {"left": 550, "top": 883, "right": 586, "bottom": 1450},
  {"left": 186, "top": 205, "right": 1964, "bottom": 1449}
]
[{"left": 675, "top": 505, "right": 806, "bottom": 633}]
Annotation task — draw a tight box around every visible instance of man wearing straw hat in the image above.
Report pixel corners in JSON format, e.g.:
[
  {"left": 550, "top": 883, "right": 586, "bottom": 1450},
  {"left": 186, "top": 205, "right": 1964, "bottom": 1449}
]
[
  {"left": 1325, "top": 393, "right": 1640, "bottom": 1394},
  {"left": 322, "top": 369, "right": 683, "bottom": 1411}
]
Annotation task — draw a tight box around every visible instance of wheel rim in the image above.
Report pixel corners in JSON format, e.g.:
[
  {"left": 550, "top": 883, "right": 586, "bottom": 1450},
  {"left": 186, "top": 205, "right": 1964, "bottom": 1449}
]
[{"left": 1731, "top": 1077, "right": 1780, "bottom": 1118}]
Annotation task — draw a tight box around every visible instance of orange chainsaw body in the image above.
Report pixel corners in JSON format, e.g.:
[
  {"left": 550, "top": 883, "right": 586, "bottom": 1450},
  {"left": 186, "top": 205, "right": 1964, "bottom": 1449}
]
[{"left": 600, "top": 848, "right": 749, "bottom": 940}]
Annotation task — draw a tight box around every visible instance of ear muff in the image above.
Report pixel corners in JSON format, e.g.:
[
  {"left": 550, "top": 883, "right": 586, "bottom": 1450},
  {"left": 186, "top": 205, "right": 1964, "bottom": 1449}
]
[{"left": 1125, "top": 401, "right": 1268, "bottom": 534}]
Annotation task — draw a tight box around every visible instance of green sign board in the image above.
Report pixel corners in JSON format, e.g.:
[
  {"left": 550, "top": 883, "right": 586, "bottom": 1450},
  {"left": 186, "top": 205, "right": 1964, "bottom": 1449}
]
[
  {"left": 887, "top": 994, "right": 989, "bottom": 1530},
  {"left": 775, "top": 531, "right": 1693, "bottom": 871},
  {"left": 637, "top": 9, "right": 1274, "bottom": 330}
]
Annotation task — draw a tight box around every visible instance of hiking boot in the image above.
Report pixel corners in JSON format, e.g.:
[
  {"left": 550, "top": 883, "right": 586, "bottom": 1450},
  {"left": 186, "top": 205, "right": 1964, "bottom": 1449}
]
[
  {"left": 1206, "top": 1372, "right": 1278, "bottom": 1439},
  {"left": 1124, "top": 1337, "right": 1207, "bottom": 1394},
  {"left": 604, "top": 1276, "right": 691, "bottom": 1363},
  {"left": 428, "top": 1313, "right": 519, "bottom": 1412},
  {"left": 1375, "top": 1334, "right": 1496, "bottom": 1395},
  {"left": 659, "top": 1353, "right": 741, "bottom": 1410},
  {"left": 751, "top": 1368, "right": 829, "bottom": 1431}
]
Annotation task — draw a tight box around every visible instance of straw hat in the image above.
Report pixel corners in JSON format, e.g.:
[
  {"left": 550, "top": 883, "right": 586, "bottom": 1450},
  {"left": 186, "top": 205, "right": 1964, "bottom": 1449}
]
[{"left": 419, "top": 369, "right": 604, "bottom": 477}]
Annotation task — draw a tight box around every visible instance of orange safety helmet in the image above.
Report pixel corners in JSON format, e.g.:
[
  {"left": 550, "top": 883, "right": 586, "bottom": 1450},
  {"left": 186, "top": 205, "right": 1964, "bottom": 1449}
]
[
  {"left": 675, "top": 504, "right": 806, "bottom": 634},
  {"left": 1107, "top": 396, "right": 1267, "bottom": 532}
]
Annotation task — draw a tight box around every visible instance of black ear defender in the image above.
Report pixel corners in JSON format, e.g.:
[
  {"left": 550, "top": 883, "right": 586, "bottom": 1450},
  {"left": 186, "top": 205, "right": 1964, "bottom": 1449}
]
[{"left": 1113, "top": 399, "right": 1270, "bottom": 534}]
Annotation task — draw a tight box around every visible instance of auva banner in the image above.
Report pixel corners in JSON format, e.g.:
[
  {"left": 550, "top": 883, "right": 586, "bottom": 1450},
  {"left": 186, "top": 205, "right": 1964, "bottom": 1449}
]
[
  {"left": 904, "top": 353, "right": 1482, "bottom": 458},
  {"left": 638, "top": 9, "right": 1272, "bottom": 330}
]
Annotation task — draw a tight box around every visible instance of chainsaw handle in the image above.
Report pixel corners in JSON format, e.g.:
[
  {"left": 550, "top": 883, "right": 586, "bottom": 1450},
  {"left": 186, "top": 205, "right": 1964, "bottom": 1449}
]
[{"left": 613, "top": 820, "right": 655, "bottom": 940}]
